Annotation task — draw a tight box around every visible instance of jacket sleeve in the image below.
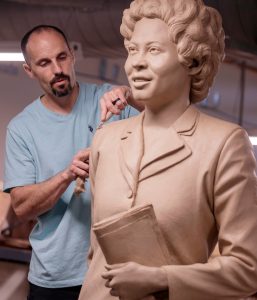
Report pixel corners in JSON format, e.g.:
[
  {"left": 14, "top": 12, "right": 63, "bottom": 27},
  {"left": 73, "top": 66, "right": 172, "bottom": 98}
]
[{"left": 163, "top": 128, "right": 257, "bottom": 300}]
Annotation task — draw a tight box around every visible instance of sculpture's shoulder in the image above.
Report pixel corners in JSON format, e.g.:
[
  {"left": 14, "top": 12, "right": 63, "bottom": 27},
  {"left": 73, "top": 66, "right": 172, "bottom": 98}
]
[
  {"left": 102, "top": 113, "right": 139, "bottom": 132},
  {"left": 197, "top": 109, "right": 243, "bottom": 140},
  {"left": 92, "top": 113, "right": 141, "bottom": 148}
]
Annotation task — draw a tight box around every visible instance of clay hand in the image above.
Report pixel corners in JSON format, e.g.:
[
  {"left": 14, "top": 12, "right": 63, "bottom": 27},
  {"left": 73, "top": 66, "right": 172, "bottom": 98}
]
[
  {"left": 100, "top": 86, "right": 131, "bottom": 122},
  {"left": 102, "top": 262, "right": 167, "bottom": 300}
]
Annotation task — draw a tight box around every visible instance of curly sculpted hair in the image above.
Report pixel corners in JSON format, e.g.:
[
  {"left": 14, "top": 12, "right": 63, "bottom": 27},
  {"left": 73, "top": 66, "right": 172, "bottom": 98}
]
[{"left": 120, "top": 0, "right": 225, "bottom": 103}]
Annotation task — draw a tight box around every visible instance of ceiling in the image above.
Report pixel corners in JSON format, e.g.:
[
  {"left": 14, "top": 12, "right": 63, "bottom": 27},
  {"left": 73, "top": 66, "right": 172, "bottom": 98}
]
[
  {"left": 0, "top": 0, "right": 256, "bottom": 67},
  {"left": 0, "top": 0, "right": 131, "bottom": 58}
]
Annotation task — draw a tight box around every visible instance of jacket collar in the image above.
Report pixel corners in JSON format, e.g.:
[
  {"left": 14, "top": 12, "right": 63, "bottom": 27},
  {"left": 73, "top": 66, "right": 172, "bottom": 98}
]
[
  {"left": 118, "top": 105, "right": 199, "bottom": 197},
  {"left": 120, "top": 105, "right": 199, "bottom": 139}
]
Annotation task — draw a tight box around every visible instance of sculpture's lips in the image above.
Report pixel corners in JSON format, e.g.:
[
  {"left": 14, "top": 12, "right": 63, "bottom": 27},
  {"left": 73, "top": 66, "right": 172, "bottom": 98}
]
[
  {"left": 131, "top": 77, "right": 151, "bottom": 89},
  {"left": 132, "top": 76, "right": 151, "bottom": 82}
]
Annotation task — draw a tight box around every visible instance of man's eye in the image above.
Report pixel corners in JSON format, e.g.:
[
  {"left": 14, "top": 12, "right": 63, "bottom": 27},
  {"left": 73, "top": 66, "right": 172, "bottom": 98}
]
[
  {"left": 39, "top": 61, "right": 49, "bottom": 67},
  {"left": 59, "top": 55, "right": 67, "bottom": 60}
]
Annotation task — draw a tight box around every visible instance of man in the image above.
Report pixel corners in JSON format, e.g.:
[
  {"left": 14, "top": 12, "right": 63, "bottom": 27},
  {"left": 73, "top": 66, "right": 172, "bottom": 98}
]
[{"left": 3, "top": 25, "right": 142, "bottom": 300}]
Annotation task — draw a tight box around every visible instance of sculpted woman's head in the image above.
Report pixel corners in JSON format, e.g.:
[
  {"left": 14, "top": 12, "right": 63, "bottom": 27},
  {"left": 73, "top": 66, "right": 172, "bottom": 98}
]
[{"left": 120, "top": 0, "right": 225, "bottom": 103}]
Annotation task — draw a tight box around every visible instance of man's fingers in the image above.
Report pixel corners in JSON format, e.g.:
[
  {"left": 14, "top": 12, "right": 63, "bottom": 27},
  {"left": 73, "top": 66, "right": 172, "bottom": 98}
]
[
  {"left": 109, "top": 288, "right": 119, "bottom": 297},
  {"left": 102, "top": 271, "right": 113, "bottom": 280},
  {"left": 70, "top": 168, "right": 89, "bottom": 179},
  {"left": 100, "top": 97, "right": 120, "bottom": 121},
  {"left": 107, "top": 97, "right": 121, "bottom": 114},
  {"left": 105, "top": 263, "right": 127, "bottom": 270},
  {"left": 100, "top": 98, "right": 108, "bottom": 122},
  {"left": 115, "top": 91, "right": 128, "bottom": 106},
  {"left": 75, "top": 149, "right": 90, "bottom": 162},
  {"left": 100, "top": 86, "right": 131, "bottom": 121},
  {"left": 70, "top": 152, "right": 90, "bottom": 178},
  {"left": 114, "top": 99, "right": 126, "bottom": 111},
  {"left": 112, "top": 86, "right": 131, "bottom": 106},
  {"left": 72, "top": 160, "right": 89, "bottom": 169}
]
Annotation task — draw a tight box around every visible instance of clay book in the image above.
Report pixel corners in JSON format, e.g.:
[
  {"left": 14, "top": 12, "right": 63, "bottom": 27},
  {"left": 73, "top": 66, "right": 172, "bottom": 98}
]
[{"left": 93, "top": 203, "right": 171, "bottom": 266}]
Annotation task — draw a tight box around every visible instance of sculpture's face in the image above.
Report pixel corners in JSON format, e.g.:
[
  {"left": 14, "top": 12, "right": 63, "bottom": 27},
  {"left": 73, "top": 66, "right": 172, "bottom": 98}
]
[{"left": 125, "top": 17, "right": 189, "bottom": 107}]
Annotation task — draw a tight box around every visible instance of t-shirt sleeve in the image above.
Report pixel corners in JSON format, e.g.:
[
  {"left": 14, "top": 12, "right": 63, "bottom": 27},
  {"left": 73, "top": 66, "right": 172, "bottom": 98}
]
[
  {"left": 95, "top": 83, "right": 112, "bottom": 100},
  {"left": 4, "top": 126, "right": 36, "bottom": 192}
]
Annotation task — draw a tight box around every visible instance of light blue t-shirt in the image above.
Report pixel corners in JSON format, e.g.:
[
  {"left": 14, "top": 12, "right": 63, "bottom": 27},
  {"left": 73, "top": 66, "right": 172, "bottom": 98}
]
[{"left": 4, "top": 82, "right": 137, "bottom": 288}]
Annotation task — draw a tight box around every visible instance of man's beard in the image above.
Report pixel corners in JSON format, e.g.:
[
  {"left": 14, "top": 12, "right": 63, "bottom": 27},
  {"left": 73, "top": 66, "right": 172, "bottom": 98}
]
[{"left": 50, "top": 73, "right": 72, "bottom": 97}]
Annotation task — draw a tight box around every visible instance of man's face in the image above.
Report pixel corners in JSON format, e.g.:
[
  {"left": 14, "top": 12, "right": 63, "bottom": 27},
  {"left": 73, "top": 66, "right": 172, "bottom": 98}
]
[
  {"left": 24, "top": 30, "right": 76, "bottom": 98},
  {"left": 124, "top": 18, "right": 190, "bottom": 107}
]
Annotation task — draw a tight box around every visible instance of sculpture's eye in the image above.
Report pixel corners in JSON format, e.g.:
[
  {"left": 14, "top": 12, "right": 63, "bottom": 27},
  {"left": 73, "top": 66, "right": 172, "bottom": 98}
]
[{"left": 149, "top": 47, "right": 161, "bottom": 54}]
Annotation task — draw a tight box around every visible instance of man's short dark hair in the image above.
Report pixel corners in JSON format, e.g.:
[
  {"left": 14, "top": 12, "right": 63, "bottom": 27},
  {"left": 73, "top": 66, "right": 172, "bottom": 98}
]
[{"left": 21, "top": 25, "right": 70, "bottom": 63}]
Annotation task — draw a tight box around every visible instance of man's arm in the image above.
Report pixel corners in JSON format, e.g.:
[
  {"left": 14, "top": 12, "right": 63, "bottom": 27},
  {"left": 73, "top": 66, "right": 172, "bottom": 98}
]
[
  {"left": 100, "top": 86, "right": 144, "bottom": 122},
  {"left": 10, "top": 148, "right": 90, "bottom": 221}
]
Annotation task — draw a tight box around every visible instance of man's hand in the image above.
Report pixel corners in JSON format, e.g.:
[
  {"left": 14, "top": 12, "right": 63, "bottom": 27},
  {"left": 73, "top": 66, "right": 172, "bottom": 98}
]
[
  {"left": 101, "top": 262, "right": 168, "bottom": 300},
  {"left": 100, "top": 86, "right": 130, "bottom": 122},
  {"left": 100, "top": 86, "right": 144, "bottom": 122},
  {"left": 64, "top": 148, "right": 90, "bottom": 182},
  {"left": 9, "top": 148, "right": 91, "bottom": 221}
]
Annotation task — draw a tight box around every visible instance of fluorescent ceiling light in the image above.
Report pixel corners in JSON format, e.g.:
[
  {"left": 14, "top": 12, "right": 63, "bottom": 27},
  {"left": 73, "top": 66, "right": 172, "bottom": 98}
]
[
  {"left": 249, "top": 137, "right": 257, "bottom": 146},
  {"left": 0, "top": 53, "right": 25, "bottom": 61}
]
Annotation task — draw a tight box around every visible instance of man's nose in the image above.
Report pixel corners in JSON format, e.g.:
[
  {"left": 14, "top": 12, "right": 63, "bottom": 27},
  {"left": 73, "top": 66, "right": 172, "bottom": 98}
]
[{"left": 52, "top": 61, "right": 62, "bottom": 74}]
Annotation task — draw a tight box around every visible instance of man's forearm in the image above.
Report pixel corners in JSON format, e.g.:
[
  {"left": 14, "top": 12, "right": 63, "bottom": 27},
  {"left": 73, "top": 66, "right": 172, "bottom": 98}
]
[
  {"left": 10, "top": 148, "right": 90, "bottom": 221},
  {"left": 11, "top": 170, "right": 73, "bottom": 221}
]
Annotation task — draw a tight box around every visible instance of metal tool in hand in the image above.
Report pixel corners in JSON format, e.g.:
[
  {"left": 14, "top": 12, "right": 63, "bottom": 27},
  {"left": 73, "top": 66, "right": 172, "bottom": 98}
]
[{"left": 97, "top": 98, "right": 121, "bottom": 129}]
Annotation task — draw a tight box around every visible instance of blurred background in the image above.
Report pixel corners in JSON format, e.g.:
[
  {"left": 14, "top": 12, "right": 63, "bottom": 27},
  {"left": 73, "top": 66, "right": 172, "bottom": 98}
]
[{"left": 0, "top": 0, "right": 256, "bottom": 299}]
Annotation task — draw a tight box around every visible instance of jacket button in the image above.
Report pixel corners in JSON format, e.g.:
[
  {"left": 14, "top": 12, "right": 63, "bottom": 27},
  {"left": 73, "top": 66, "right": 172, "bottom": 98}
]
[{"left": 127, "top": 190, "right": 133, "bottom": 198}]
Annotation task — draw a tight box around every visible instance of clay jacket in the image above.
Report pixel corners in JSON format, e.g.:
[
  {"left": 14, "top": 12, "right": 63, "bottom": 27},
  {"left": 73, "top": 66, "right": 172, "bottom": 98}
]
[{"left": 79, "top": 105, "right": 257, "bottom": 300}]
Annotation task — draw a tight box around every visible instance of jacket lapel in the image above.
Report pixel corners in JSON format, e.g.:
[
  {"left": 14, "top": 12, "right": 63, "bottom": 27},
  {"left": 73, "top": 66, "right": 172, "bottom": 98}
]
[
  {"left": 139, "top": 127, "right": 192, "bottom": 181},
  {"left": 119, "top": 106, "right": 199, "bottom": 188},
  {"left": 118, "top": 113, "right": 145, "bottom": 195}
]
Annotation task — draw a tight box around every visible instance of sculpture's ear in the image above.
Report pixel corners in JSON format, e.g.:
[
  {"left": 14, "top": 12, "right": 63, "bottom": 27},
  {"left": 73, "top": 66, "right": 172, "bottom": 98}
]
[
  {"left": 189, "top": 59, "right": 199, "bottom": 69},
  {"left": 188, "top": 58, "right": 202, "bottom": 75}
]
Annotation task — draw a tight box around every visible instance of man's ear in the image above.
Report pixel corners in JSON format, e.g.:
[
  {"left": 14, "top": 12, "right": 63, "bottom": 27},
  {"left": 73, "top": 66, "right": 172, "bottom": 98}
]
[{"left": 23, "top": 63, "right": 34, "bottom": 79}]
